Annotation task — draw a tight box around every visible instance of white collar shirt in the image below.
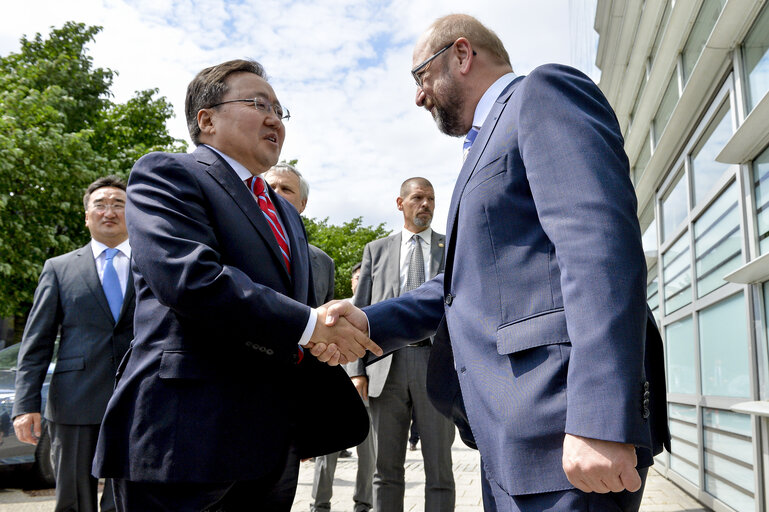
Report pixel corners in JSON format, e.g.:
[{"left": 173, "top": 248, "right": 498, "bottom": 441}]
[
  {"left": 91, "top": 238, "right": 131, "bottom": 296},
  {"left": 399, "top": 227, "right": 432, "bottom": 294}
]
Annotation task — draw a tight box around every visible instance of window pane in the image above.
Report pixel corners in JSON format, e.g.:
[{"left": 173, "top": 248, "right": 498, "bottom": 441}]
[
  {"left": 699, "top": 293, "right": 750, "bottom": 397},
  {"left": 743, "top": 1, "right": 769, "bottom": 112},
  {"left": 703, "top": 409, "right": 755, "bottom": 511},
  {"left": 753, "top": 146, "right": 769, "bottom": 254},
  {"left": 642, "top": 221, "right": 657, "bottom": 255},
  {"left": 669, "top": 404, "right": 699, "bottom": 484},
  {"left": 691, "top": 103, "right": 733, "bottom": 205},
  {"left": 682, "top": 0, "right": 727, "bottom": 83},
  {"left": 662, "top": 171, "right": 688, "bottom": 241},
  {"left": 650, "top": 1, "right": 672, "bottom": 70},
  {"left": 663, "top": 234, "right": 692, "bottom": 313},
  {"left": 653, "top": 73, "right": 679, "bottom": 145},
  {"left": 694, "top": 182, "right": 742, "bottom": 297},
  {"left": 635, "top": 132, "right": 651, "bottom": 183},
  {"left": 666, "top": 316, "right": 696, "bottom": 394}
]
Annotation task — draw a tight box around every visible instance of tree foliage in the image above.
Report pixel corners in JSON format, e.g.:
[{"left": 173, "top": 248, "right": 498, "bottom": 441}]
[
  {"left": 0, "top": 22, "right": 186, "bottom": 317},
  {"left": 303, "top": 216, "right": 390, "bottom": 299}
]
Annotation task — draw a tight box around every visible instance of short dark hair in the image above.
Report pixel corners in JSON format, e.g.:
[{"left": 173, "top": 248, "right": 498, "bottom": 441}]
[
  {"left": 351, "top": 262, "right": 362, "bottom": 276},
  {"left": 185, "top": 59, "right": 267, "bottom": 145},
  {"left": 83, "top": 175, "right": 127, "bottom": 210},
  {"left": 400, "top": 177, "right": 434, "bottom": 197}
]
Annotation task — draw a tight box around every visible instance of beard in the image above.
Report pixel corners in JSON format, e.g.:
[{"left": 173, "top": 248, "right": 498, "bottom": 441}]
[
  {"left": 431, "top": 74, "right": 466, "bottom": 137},
  {"left": 413, "top": 212, "right": 433, "bottom": 228}
]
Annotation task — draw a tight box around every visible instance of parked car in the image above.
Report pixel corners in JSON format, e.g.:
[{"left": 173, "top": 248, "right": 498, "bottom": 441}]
[{"left": 0, "top": 342, "right": 55, "bottom": 487}]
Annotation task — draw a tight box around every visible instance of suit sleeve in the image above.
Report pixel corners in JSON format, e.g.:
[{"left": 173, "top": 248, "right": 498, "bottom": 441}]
[
  {"left": 12, "top": 260, "right": 61, "bottom": 418},
  {"left": 518, "top": 65, "right": 648, "bottom": 445},
  {"left": 126, "top": 152, "right": 311, "bottom": 350},
  {"left": 324, "top": 258, "right": 335, "bottom": 304},
  {"left": 347, "top": 243, "right": 374, "bottom": 377}
]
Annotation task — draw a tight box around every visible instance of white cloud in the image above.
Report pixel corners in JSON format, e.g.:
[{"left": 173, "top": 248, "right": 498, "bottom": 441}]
[{"left": 0, "top": 0, "right": 598, "bottom": 233}]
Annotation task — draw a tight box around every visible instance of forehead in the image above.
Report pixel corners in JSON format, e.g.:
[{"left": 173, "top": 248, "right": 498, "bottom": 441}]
[
  {"left": 89, "top": 186, "right": 126, "bottom": 203},
  {"left": 405, "top": 184, "right": 434, "bottom": 197},
  {"left": 267, "top": 172, "right": 299, "bottom": 188},
  {"left": 412, "top": 31, "right": 434, "bottom": 66},
  {"left": 224, "top": 72, "right": 279, "bottom": 102}
]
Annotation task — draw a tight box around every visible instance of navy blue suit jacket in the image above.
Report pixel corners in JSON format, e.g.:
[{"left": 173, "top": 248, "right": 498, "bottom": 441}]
[
  {"left": 365, "top": 65, "right": 670, "bottom": 496},
  {"left": 93, "top": 146, "right": 368, "bottom": 483}
]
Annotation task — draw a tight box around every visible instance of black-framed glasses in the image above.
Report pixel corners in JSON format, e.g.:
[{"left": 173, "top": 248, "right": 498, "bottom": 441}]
[
  {"left": 209, "top": 98, "right": 290, "bottom": 121},
  {"left": 411, "top": 41, "right": 454, "bottom": 88}
]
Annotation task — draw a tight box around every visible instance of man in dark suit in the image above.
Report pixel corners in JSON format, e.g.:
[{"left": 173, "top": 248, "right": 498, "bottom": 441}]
[
  {"left": 13, "top": 175, "right": 135, "bottom": 512},
  {"left": 348, "top": 177, "right": 455, "bottom": 512},
  {"left": 323, "top": 14, "right": 670, "bottom": 512},
  {"left": 92, "top": 59, "right": 381, "bottom": 511}
]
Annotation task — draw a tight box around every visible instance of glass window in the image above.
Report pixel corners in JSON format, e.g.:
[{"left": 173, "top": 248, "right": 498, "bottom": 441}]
[
  {"left": 635, "top": 132, "right": 652, "bottom": 183},
  {"left": 753, "top": 146, "right": 769, "bottom": 254},
  {"left": 666, "top": 316, "right": 696, "bottom": 394},
  {"left": 663, "top": 234, "right": 692, "bottom": 313},
  {"left": 682, "top": 0, "right": 727, "bottom": 83},
  {"left": 650, "top": 0, "right": 672, "bottom": 71},
  {"left": 703, "top": 409, "right": 754, "bottom": 511},
  {"left": 629, "top": 69, "right": 648, "bottom": 131},
  {"left": 699, "top": 293, "right": 750, "bottom": 398},
  {"left": 693, "top": 182, "right": 742, "bottom": 297},
  {"left": 653, "top": 73, "right": 679, "bottom": 145},
  {"left": 669, "top": 403, "right": 699, "bottom": 484},
  {"left": 642, "top": 221, "right": 657, "bottom": 255},
  {"left": 662, "top": 171, "right": 688, "bottom": 241},
  {"left": 691, "top": 103, "right": 733, "bottom": 205},
  {"left": 743, "top": 1, "right": 769, "bottom": 112},
  {"left": 648, "top": 275, "right": 660, "bottom": 325}
]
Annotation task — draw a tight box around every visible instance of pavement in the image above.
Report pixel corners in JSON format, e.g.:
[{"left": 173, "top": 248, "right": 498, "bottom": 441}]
[{"left": 0, "top": 436, "right": 710, "bottom": 511}]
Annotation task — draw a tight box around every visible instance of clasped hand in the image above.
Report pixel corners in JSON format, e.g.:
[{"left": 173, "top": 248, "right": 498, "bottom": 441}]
[{"left": 306, "top": 300, "right": 381, "bottom": 365}]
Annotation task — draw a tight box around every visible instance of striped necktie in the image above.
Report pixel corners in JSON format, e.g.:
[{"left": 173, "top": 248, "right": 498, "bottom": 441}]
[
  {"left": 247, "top": 176, "right": 291, "bottom": 273},
  {"left": 463, "top": 125, "right": 480, "bottom": 161}
]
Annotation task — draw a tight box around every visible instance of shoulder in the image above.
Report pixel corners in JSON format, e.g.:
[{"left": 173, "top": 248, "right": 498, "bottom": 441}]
[
  {"left": 309, "top": 244, "right": 332, "bottom": 264},
  {"left": 519, "top": 64, "right": 603, "bottom": 102},
  {"left": 370, "top": 232, "right": 400, "bottom": 249},
  {"left": 46, "top": 244, "right": 89, "bottom": 268}
]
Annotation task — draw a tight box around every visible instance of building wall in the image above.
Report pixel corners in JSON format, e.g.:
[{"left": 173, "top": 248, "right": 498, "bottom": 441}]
[{"left": 595, "top": 1, "right": 769, "bottom": 511}]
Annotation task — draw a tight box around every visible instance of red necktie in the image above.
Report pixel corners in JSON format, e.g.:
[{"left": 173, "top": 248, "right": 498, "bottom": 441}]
[{"left": 247, "top": 176, "right": 291, "bottom": 273}]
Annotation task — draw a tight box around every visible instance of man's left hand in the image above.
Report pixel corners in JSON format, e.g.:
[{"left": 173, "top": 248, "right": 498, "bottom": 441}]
[{"left": 562, "top": 433, "right": 641, "bottom": 493}]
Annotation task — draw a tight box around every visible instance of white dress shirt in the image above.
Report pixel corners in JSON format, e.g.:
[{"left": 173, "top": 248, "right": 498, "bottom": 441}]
[
  {"left": 399, "top": 227, "right": 432, "bottom": 294},
  {"left": 91, "top": 238, "right": 131, "bottom": 296},
  {"left": 471, "top": 72, "right": 517, "bottom": 130}
]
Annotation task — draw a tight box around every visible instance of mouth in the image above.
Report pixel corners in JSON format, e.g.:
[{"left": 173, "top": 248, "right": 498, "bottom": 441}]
[{"left": 264, "top": 133, "right": 278, "bottom": 145}]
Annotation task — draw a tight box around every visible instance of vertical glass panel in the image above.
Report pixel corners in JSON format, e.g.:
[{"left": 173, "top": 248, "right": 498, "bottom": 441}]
[
  {"left": 743, "top": 1, "right": 769, "bottom": 112},
  {"left": 669, "top": 403, "right": 699, "bottom": 484},
  {"left": 629, "top": 67, "right": 648, "bottom": 131},
  {"left": 753, "top": 146, "right": 769, "bottom": 254},
  {"left": 642, "top": 221, "right": 657, "bottom": 255},
  {"left": 703, "top": 409, "right": 754, "bottom": 511},
  {"left": 682, "top": 0, "right": 727, "bottom": 83},
  {"left": 650, "top": 0, "right": 672, "bottom": 71},
  {"left": 662, "top": 171, "right": 688, "bottom": 242},
  {"left": 663, "top": 234, "right": 692, "bottom": 313},
  {"left": 691, "top": 103, "right": 733, "bottom": 205},
  {"left": 699, "top": 293, "right": 750, "bottom": 397},
  {"left": 666, "top": 316, "right": 696, "bottom": 394},
  {"left": 635, "top": 132, "right": 652, "bottom": 183},
  {"left": 653, "top": 73, "right": 679, "bottom": 145},
  {"left": 693, "top": 182, "right": 742, "bottom": 297}
]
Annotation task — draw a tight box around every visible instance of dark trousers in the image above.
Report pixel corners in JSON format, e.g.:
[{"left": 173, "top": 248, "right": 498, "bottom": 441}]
[
  {"left": 48, "top": 421, "right": 115, "bottom": 512},
  {"left": 485, "top": 467, "right": 649, "bottom": 512}
]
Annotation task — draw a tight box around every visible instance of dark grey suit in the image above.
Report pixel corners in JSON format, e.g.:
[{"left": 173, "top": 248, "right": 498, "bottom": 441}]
[
  {"left": 14, "top": 242, "right": 134, "bottom": 512},
  {"left": 309, "top": 244, "right": 335, "bottom": 307},
  {"left": 350, "top": 230, "right": 455, "bottom": 512}
]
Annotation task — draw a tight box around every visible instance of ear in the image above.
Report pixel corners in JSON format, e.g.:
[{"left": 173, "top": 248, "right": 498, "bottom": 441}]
[
  {"left": 396, "top": 196, "right": 404, "bottom": 211},
  {"left": 299, "top": 198, "right": 308, "bottom": 214},
  {"left": 454, "top": 37, "right": 474, "bottom": 76},
  {"left": 197, "top": 108, "right": 215, "bottom": 138}
]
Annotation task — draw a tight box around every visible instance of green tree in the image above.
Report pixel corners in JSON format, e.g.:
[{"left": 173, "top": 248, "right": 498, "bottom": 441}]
[
  {"left": 0, "top": 22, "right": 186, "bottom": 318},
  {"left": 303, "top": 216, "right": 390, "bottom": 299}
]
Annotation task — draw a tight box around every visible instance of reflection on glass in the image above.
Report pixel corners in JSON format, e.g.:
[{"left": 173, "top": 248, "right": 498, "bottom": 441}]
[
  {"left": 691, "top": 103, "right": 732, "bottom": 205},
  {"left": 703, "top": 409, "right": 754, "bottom": 511},
  {"left": 694, "top": 182, "right": 742, "bottom": 297},
  {"left": 666, "top": 317, "right": 696, "bottom": 394},
  {"left": 743, "top": 1, "right": 769, "bottom": 112},
  {"left": 753, "top": 147, "right": 769, "bottom": 254},
  {"left": 669, "top": 403, "right": 699, "bottom": 484},
  {"left": 653, "top": 73, "right": 679, "bottom": 145},
  {"left": 662, "top": 171, "right": 688, "bottom": 242},
  {"left": 682, "top": 0, "right": 727, "bottom": 83},
  {"left": 663, "top": 234, "right": 692, "bottom": 313},
  {"left": 699, "top": 293, "right": 750, "bottom": 398}
]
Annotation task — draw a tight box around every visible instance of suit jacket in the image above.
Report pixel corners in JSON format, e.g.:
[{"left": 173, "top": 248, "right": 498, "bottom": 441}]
[
  {"left": 13, "top": 243, "right": 135, "bottom": 425},
  {"left": 364, "top": 65, "right": 670, "bottom": 496},
  {"left": 93, "top": 146, "right": 368, "bottom": 483},
  {"left": 348, "top": 231, "right": 444, "bottom": 398},
  {"left": 309, "top": 244, "right": 335, "bottom": 307}
]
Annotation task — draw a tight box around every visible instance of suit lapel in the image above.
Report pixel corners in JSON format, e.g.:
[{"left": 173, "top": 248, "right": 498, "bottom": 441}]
[
  {"left": 271, "top": 191, "right": 310, "bottom": 301},
  {"left": 117, "top": 263, "right": 135, "bottom": 323},
  {"left": 387, "top": 233, "right": 402, "bottom": 298},
  {"left": 196, "top": 146, "right": 291, "bottom": 283},
  {"left": 430, "top": 231, "right": 445, "bottom": 277},
  {"left": 77, "top": 243, "right": 114, "bottom": 322}
]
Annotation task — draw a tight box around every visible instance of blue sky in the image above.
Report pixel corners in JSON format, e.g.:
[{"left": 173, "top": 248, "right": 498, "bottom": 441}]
[{"left": 1, "top": 0, "right": 599, "bottom": 233}]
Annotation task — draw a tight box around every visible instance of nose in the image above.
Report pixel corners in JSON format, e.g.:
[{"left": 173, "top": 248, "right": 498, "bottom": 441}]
[{"left": 415, "top": 87, "right": 426, "bottom": 107}]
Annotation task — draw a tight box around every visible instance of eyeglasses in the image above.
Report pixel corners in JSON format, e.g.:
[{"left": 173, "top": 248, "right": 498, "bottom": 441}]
[
  {"left": 411, "top": 41, "right": 454, "bottom": 88},
  {"left": 90, "top": 203, "right": 125, "bottom": 213},
  {"left": 209, "top": 98, "right": 290, "bottom": 121}
]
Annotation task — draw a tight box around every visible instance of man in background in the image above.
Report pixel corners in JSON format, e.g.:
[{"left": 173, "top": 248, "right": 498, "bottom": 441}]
[
  {"left": 349, "top": 177, "right": 455, "bottom": 512},
  {"left": 14, "top": 175, "right": 134, "bottom": 512}
]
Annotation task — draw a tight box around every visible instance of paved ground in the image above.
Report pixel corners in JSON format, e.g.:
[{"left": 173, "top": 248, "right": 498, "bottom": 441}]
[{"left": 0, "top": 436, "right": 710, "bottom": 511}]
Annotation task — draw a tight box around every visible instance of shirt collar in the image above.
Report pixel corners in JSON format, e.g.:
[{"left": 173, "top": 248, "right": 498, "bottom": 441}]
[
  {"left": 471, "top": 72, "right": 517, "bottom": 129},
  {"left": 203, "top": 144, "right": 254, "bottom": 183},
  {"left": 401, "top": 227, "right": 432, "bottom": 245},
  {"left": 91, "top": 238, "right": 131, "bottom": 259}
]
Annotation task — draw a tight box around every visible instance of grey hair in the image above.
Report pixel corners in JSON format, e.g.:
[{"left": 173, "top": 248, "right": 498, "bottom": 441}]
[{"left": 265, "top": 163, "right": 310, "bottom": 201}]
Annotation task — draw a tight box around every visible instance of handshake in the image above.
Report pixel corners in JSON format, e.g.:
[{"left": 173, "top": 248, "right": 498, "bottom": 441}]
[{"left": 306, "top": 300, "right": 383, "bottom": 365}]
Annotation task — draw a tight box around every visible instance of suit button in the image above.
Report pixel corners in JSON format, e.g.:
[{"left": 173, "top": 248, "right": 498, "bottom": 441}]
[
  {"left": 644, "top": 381, "right": 649, "bottom": 391},
  {"left": 445, "top": 293, "right": 454, "bottom": 306},
  {"left": 643, "top": 408, "right": 650, "bottom": 419}
]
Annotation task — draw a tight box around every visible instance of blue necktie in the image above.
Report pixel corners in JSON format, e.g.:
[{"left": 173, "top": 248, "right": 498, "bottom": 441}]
[
  {"left": 102, "top": 248, "right": 123, "bottom": 321},
  {"left": 463, "top": 125, "right": 480, "bottom": 161}
]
